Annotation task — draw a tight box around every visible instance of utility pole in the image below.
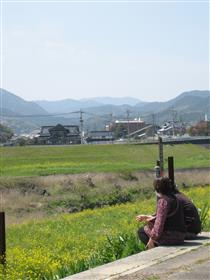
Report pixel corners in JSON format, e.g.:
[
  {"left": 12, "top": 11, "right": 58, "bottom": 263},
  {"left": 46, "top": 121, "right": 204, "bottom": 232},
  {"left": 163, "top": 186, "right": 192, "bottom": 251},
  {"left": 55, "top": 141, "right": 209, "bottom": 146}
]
[
  {"left": 126, "top": 109, "right": 130, "bottom": 142},
  {"left": 152, "top": 113, "right": 155, "bottom": 140},
  {"left": 171, "top": 108, "right": 177, "bottom": 137},
  {"left": 109, "top": 112, "right": 113, "bottom": 130},
  {"left": 79, "top": 110, "right": 84, "bottom": 144}
]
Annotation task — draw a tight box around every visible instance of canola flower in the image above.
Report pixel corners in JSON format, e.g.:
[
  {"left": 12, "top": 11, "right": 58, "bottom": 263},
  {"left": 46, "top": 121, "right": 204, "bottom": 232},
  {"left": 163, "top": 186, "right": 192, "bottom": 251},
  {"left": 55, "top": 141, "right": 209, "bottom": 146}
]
[{"left": 0, "top": 186, "right": 209, "bottom": 280}]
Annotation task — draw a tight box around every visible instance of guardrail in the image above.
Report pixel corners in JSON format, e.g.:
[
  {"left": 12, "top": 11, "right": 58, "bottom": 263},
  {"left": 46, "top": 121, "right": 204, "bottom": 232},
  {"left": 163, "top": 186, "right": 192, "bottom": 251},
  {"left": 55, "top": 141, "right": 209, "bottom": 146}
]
[{"left": 133, "top": 136, "right": 210, "bottom": 145}]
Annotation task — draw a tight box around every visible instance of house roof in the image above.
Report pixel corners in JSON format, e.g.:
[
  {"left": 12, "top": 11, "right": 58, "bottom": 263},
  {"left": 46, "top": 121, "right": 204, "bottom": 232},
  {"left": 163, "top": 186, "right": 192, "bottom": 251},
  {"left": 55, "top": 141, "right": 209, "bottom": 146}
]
[
  {"left": 40, "top": 124, "right": 80, "bottom": 136},
  {"left": 49, "top": 124, "right": 69, "bottom": 132}
]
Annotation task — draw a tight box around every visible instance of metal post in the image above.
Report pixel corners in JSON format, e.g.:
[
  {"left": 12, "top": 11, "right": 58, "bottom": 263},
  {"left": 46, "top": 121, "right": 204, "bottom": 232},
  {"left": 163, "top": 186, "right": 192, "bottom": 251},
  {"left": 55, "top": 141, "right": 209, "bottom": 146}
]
[
  {"left": 0, "top": 212, "right": 6, "bottom": 265},
  {"left": 168, "top": 156, "right": 174, "bottom": 186},
  {"left": 158, "top": 136, "right": 164, "bottom": 176}
]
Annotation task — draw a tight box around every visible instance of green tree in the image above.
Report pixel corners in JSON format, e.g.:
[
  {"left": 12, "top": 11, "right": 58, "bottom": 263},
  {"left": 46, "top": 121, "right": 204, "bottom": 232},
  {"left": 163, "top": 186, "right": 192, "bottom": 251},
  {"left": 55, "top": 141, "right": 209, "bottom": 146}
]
[
  {"left": 0, "top": 124, "right": 14, "bottom": 143},
  {"left": 112, "top": 123, "right": 127, "bottom": 139},
  {"left": 188, "top": 121, "right": 210, "bottom": 136}
]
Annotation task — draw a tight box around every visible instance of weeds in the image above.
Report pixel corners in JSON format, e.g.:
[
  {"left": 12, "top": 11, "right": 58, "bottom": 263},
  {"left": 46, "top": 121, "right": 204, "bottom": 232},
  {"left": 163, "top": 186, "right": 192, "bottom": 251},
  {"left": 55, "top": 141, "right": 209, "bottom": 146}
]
[
  {"left": 47, "top": 233, "right": 145, "bottom": 279},
  {"left": 199, "top": 202, "right": 210, "bottom": 230},
  {"left": 120, "top": 171, "right": 138, "bottom": 181}
]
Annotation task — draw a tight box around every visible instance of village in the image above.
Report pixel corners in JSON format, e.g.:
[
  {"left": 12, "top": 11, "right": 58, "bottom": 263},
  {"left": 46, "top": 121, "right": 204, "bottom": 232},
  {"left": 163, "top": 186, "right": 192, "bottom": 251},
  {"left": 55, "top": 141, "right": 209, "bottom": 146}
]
[{"left": 2, "top": 113, "right": 209, "bottom": 146}]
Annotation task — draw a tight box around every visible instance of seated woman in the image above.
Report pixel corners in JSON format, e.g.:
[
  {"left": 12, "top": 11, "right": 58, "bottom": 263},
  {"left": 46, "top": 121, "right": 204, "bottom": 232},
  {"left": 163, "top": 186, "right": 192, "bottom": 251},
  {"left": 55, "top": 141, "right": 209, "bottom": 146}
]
[
  {"left": 172, "top": 187, "right": 201, "bottom": 239},
  {"left": 136, "top": 177, "right": 186, "bottom": 249}
]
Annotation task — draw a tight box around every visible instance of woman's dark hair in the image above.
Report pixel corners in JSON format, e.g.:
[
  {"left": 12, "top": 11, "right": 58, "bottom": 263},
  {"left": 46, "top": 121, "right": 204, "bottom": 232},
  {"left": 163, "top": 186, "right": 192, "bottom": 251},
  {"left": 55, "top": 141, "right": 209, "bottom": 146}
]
[{"left": 153, "top": 177, "right": 173, "bottom": 195}]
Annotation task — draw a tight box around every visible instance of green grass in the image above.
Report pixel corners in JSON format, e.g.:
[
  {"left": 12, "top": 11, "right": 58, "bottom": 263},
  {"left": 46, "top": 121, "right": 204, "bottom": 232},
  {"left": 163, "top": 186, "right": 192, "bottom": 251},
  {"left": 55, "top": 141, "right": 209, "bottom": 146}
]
[
  {"left": 0, "top": 144, "right": 209, "bottom": 176},
  {"left": 1, "top": 186, "right": 209, "bottom": 280},
  {"left": 4, "top": 199, "right": 152, "bottom": 279}
]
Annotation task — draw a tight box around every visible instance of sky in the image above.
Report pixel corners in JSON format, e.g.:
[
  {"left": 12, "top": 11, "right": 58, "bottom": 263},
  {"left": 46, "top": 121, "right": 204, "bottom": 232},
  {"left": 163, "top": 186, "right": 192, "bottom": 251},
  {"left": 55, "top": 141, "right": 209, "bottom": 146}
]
[{"left": 1, "top": 0, "right": 209, "bottom": 102}]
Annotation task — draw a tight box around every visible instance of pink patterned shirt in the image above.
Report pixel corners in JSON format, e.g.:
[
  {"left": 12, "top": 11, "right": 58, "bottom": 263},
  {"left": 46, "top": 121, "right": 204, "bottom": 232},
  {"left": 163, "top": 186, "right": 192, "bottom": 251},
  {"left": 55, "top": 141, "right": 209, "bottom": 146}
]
[{"left": 144, "top": 197, "right": 185, "bottom": 245}]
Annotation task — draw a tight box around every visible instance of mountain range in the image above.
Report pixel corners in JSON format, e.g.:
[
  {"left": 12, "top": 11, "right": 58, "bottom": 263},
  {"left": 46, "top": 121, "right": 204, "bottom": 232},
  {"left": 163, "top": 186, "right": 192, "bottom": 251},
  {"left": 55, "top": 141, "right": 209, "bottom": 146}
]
[
  {"left": 0, "top": 89, "right": 48, "bottom": 116},
  {"left": 35, "top": 97, "right": 142, "bottom": 113},
  {"left": 0, "top": 88, "right": 209, "bottom": 134}
]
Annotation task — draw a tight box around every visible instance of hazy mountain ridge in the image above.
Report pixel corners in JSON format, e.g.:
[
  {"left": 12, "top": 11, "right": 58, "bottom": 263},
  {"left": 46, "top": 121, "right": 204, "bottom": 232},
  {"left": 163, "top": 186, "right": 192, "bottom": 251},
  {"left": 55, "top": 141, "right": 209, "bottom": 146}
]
[
  {"left": 80, "top": 96, "right": 142, "bottom": 106},
  {"left": 135, "top": 90, "right": 209, "bottom": 113},
  {"left": 0, "top": 89, "right": 209, "bottom": 134},
  {"left": 0, "top": 89, "right": 48, "bottom": 116},
  {"left": 36, "top": 97, "right": 142, "bottom": 113}
]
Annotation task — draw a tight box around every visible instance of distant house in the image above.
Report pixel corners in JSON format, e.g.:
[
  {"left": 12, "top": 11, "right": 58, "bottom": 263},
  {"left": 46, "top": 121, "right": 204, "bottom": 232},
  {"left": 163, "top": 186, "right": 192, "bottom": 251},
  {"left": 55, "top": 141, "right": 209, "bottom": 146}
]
[
  {"left": 86, "top": 131, "right": 115, "bottom": 143},
  {"left": 108, "top": 118, "right": 146, "bottom": 138},
  {"left": 158, "top": 121, "right": 186, "bottom": 136},
  {"left": 38, "top": 124, "right": 81, "bottom": 145}
]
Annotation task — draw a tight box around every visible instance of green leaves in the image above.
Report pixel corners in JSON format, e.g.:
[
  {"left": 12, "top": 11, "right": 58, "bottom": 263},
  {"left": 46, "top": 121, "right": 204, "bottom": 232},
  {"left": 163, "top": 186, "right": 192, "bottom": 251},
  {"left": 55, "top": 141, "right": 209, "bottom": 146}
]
[{"left": 199, "top": 202, "right": 210, "bottom": 231}]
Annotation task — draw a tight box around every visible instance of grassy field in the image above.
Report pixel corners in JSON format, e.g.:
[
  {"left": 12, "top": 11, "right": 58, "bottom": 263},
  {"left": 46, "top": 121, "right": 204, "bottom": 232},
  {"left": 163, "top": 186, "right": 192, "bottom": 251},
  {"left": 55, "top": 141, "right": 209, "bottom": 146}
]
[
  {"left": 0, "top": 143, "right": 209, "bottom": 279},
  {"left": 1, "top": 168, "right": 210, "bottom": 225},
  {"left": 0, "top": 144, "right": 209, "bottom": 176},
  {"left": 0, "top": 186, "right": 209, "bottom": 280}
]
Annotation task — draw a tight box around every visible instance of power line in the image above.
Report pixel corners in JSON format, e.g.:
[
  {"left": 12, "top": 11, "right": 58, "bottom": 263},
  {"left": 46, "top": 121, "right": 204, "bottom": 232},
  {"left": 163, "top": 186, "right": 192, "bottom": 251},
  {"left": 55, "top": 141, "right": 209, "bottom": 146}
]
[
  {"left": 0, "top": 110, "right": 109, "bottom": 119},
  {"left": 0, "top": 111, "right": 81, "bottom": 118}
]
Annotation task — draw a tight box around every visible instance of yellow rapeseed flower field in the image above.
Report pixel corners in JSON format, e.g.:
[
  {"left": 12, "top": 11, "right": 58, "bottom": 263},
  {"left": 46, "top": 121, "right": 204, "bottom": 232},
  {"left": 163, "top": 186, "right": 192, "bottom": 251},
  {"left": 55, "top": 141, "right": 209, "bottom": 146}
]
[{"left": 0, "top": 186, "right": 209, "bottom": 280}]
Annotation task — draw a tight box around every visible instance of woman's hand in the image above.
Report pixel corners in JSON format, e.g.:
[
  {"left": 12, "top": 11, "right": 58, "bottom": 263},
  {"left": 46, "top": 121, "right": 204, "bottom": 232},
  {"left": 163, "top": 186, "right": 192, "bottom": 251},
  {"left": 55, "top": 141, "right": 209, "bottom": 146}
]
[
  {"left": 146, "top": 238, "right": 155, "bottom": 250},
  {"left": 136, "top": 215, "right": 154, "bottom": 222}
]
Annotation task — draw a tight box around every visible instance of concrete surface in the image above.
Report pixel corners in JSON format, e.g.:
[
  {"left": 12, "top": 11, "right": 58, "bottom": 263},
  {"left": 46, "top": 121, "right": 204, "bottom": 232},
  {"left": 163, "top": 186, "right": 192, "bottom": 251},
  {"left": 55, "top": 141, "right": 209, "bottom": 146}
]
[
  {"left": 115, "top": 245, "right": 210, "bottom": 280},
  {"left": 62, "top": 232, "right": 210, "bottom": 280}
]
